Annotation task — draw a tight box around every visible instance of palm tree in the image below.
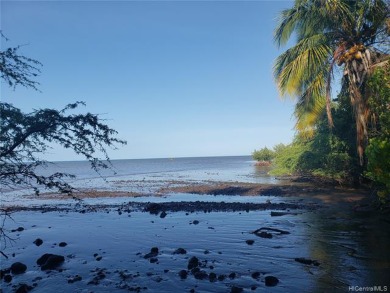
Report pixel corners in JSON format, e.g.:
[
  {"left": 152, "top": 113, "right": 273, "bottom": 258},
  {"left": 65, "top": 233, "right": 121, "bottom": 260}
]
[{"left": 274, "top": 0, "right": 389, "bottom": 164}]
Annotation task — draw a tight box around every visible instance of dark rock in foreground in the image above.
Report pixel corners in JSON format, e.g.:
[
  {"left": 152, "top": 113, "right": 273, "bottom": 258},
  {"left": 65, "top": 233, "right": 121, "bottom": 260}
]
[
  {"left": 15, "top": 283, "right": 33, "bottom": 293},
  {"left": 187, "top": 256, "right": 199, "bottom": 270},
  {"left": 265, "top": 275, "right": 279, "bottom": 286},
  {"left": 173, "top": 248, "right": 187, "bottom": 254},
  {"left": 33, "top": 238, "right": 43, "bottom": 246},
  {"left": 252, "top": 227, "right": 290, "bottom": 238},
  {"left": 144, "top": 247, "right": 159, "bottom": 259},
  {"left": 36, "top": 253, "right": 65, "bottom": 270},
  {"left": 11, "top": 262, "right": 27, "bottom": 275}
]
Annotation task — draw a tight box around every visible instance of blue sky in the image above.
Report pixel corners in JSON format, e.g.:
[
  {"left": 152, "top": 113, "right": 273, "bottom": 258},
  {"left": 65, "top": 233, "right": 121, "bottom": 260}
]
[{"left": 1, "top": 0, "right": 296, "bottom": 160}]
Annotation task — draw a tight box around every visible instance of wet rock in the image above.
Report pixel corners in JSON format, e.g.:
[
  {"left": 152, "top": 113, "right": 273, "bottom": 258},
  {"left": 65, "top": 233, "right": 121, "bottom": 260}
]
[
  {"left": 251, "top": 271, "right": 260, "bottom": 279},
  {"left": 11, "top": 227, "right": 24, "bottom": 232},
  {"left": 144, "top": 247, "right": 159, "bottom": 259},
  {"left": 58, "top": 242, "right": 67, "bottom": 247},
  {"left": 294, "top": 257, "right": 320, "bottom": 266},
  {"left": 160, "top": 211, "right": 167, "bottom": 218},
  {"left": 265, "top": 275, "right": 279, "bottom": 286},
  {"left": 193, "top": 270, "right": 208, "bottom": 280},
  {"left": 271, "top": 211, "right": 297, "bottom": 217},
  {"left": 36, "top": 253, "right": 65, "bottom": 270},
  {"left": 173, "top": 248, "right": 187, "bottom": 255},
  {"left": 246, "top": 240, "right": 255, "bottom": 245},
  {"left": 15, "top": 283, "right": 33, "bottom": 293},
  {"left": 144, "top": 203, "right": 161, "bottom": 215},
  {"left": 228, "top": 272, "right": 236, "bottom": 279},
  {"left": 10, "top": 262, "right": 27, "bottom": 275},
  {"left": 209, "top": 272, "right": 217, "bottom": 282},
  {"left": 218, "top": 274, "right": 226, "bottom": 281},
  {"left": 231, "top": 286, "right": 243, "bottom": 293},
  {"left": 187, "top": 256, "right": 199, "bottom": 270},
  {"left": 258, "top": 232, "right": 273, "bottom": 238},
  {"left": 149, "top": 257, "right": 158, "bottom": 263},
  {"left": 253, "top": 227, "right": 290, "bottom": 238},
  {"left": 4, "top": 274, "right": 12, "bottom": 283},
  {"left": 192, "top": 220, "right": 199, "bottom": 225},
  {"left": 178, "top": 270, "right": 188, "bottom": 279},
  {"left": 251, "top": 285, "right": 257, "bottom": 290},
  {"left": 33, "top": 238, "right": 43, "bottom": 246}
]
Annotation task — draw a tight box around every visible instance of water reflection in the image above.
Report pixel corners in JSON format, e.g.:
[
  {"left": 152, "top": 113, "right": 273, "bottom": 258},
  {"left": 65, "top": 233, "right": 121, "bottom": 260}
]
[
  {"left": 1, "top": 194, "right": 389, "bottom": 292},
  {"left": 303, "top": 204, "right": 390, "bottom": 292}
]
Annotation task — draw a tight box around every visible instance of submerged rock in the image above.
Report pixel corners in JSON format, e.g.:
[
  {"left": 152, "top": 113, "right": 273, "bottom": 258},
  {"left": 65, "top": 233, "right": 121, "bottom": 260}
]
[
  {"left": 178, "top": 270, "right": 188, "bottom": 279},
  {"left": 245, "top": 240, "right": 255, "bottom": 245},
  {"left": 36, "top": 253, "right": 65, "bottom": 270},
  {"left": 10, "top": 262, "right": 27, "bottom": 275},
  {"left": 295, "top": 257, "right": 320, "bottom": 266},
  {"left": 58, "top": 242, "right": 67, "bottom": 247}
]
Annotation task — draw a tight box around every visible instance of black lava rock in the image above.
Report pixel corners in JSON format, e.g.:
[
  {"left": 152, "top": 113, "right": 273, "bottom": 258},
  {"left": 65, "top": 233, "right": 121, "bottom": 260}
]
[
  {"left": 258, "top": 231, "right": 273, "bottom": 238},
  {"left": 10, "top": 262, "right": 27, "bottom": 275},
  {"left": 160, "top": 211, "right": 167, "bottom": 218},
  {"left": 246, "top": 239, "right": 255, "bottom": 245},
  {"left": 144, "top": 203, "right": 161, "bottom": 215},
  {"left": 36, "top": 253, "right": 65, "bottom": 270},
  {"left": 265, "top": 275, "right": 279, "bottom": 286},
  {"left": 173, "top": 248, "right": 187, "bottom": 255},
  {"left": 251, "top": 271, "right": 261, "bottom": 279},
  {"left": 144, "top": 247, "right": 159, "bottom": 259},
  {"left": 58, "top": 242, "right": 67, "bottom": 247},
  {"left": 209, "top": 272, "right": 217, "bottom": 282},
  {"left": 33, "top": 238, "right": 43, "bottom": 246},
  {"left": 187, "top": 256, "right": 199, "bottom": 270},
  {"left": 194, "top": 270, "right": 208, "bottom": 280}
]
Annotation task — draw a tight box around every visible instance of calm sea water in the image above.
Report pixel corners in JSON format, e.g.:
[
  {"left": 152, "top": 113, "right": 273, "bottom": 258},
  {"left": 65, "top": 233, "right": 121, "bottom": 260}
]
[
  {"left": 37, "top": 156, "right": 262, "bottom": 180},
  {"left": 30, "top": 156, "right": 279, "bottom": 192}
]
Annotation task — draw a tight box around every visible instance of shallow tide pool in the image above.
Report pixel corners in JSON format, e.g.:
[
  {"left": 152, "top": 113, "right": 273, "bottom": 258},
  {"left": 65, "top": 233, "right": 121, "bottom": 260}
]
[{"left": 1, "top": 200, "right": 389, "bottom": 293}]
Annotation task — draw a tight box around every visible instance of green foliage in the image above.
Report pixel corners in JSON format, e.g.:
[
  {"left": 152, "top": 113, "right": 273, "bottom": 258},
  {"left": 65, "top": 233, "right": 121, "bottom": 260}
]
[
  {"left": 252, "top": 147, "right": 275, "bottom": 162},
  {"left": 365, "top": 65, "right": 390, "bottom": 202},
  {"left": 365, "top": 138, "right": 390, "bottom": 202},
  {"left": 273, "top": 0, "right": 389, "bottom": 164},
  {"left": 270, "top": 142, "right": 308, "bottom": 176}
]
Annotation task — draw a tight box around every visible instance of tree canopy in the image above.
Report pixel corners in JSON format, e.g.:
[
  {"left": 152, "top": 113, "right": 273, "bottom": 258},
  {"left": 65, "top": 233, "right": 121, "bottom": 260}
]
[
  {"left": 0, "top": 36, "right": 126, "bottom": 195},
  {"left": 274, "top": 0, "right": 390, "bottom": 164}
]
